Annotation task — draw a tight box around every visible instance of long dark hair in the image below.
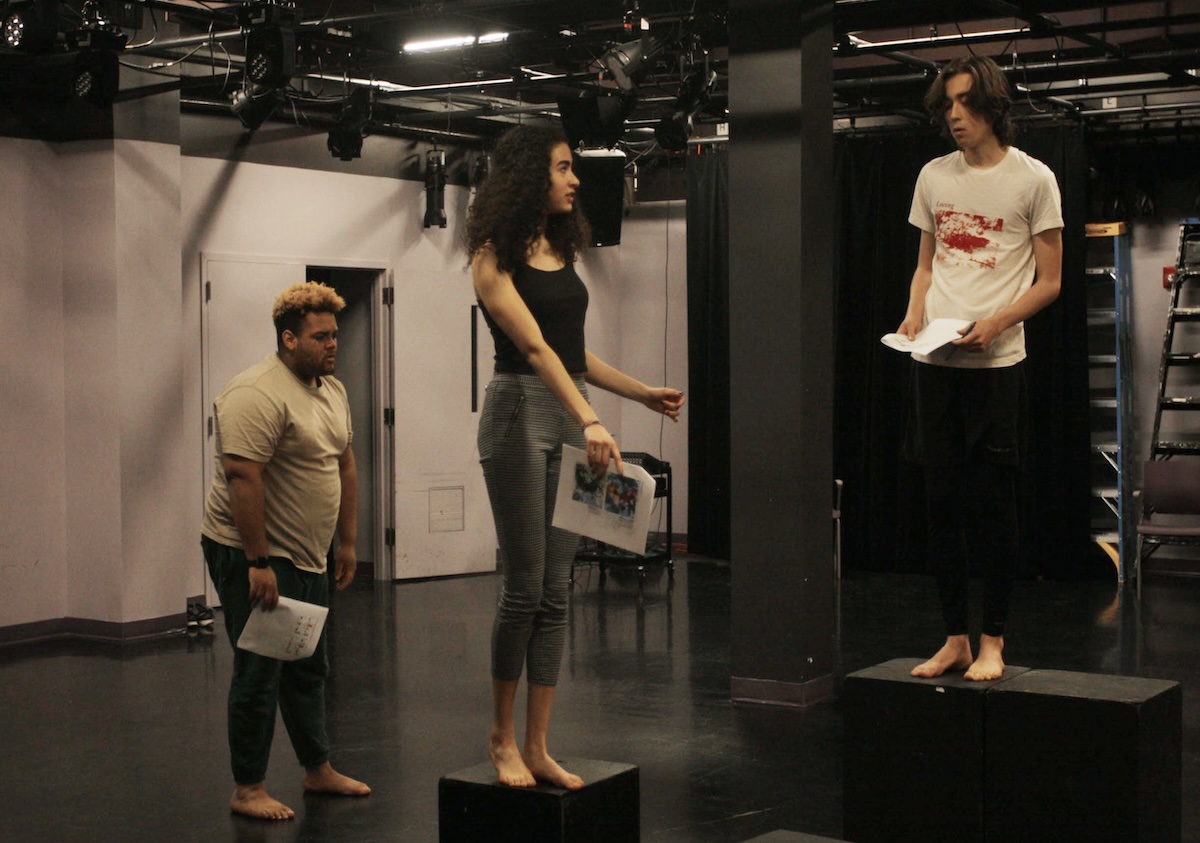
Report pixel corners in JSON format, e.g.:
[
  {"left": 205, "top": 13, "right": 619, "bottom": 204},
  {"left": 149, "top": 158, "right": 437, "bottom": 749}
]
[
  {"left": 466, "top": 124, "right": 591, "bottom": 273},
  {"left": 923, "top": 55, "right": 1016, "bottom": 146}
]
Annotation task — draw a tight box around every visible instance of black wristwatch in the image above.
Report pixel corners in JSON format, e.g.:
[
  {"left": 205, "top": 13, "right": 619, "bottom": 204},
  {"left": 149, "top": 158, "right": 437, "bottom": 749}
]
[{"left": 250, "top": 556, "right": 270, "bottom": 569}]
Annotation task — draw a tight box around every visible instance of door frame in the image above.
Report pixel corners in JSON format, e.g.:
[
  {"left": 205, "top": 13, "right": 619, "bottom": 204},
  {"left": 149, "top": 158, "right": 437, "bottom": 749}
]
[{"left": 199, "top": 252, "right": 395, "bottom": 588}]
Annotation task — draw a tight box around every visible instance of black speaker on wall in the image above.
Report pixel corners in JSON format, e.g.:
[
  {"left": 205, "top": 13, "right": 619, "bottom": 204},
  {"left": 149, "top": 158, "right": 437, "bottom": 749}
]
[{"left": 574, "top": 151, "right": 626, "bottom": 247}]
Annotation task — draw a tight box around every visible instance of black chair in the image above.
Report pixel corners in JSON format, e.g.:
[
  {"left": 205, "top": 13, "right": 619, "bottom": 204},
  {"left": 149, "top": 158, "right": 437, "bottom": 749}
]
[{"left": 1136, "top": 459, "right": 1200, "bottom": 598}]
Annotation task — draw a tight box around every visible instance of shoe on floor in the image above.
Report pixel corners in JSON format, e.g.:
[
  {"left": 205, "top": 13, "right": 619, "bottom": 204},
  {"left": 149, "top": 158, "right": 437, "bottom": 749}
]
[{"left": 187, "top": 603, "right": 214, "bottom": 629}]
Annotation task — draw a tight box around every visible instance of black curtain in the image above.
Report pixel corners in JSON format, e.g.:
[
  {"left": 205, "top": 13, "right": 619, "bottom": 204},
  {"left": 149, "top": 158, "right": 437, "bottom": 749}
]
[
  {"left": 686, "top": 148, "right": 731, "bottom": 559},
  {"left": 833, "top": 125, "right": 1107, "bottom": 580}
]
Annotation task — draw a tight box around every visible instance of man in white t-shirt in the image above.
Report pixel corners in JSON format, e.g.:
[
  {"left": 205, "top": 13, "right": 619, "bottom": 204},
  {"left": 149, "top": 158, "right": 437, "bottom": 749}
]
[{"left": 896, "top": 55, "right": 1063, "bottom": 681}]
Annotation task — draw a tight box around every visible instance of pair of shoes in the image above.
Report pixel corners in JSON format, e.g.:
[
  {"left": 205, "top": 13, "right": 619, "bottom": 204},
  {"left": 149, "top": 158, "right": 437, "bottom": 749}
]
[{"left": 187, "top": 603, "right": 215, "bottom": 630}]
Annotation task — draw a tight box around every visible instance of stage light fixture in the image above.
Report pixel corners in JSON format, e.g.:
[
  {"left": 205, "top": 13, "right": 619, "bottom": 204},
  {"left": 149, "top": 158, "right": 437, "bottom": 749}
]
[
  {"left": 472, "top": 153, "right": 490, "bottom": 187},
  {"left": 327, "top": 86, "right": 370, "bottom": 161},
  {"left": 230, "top": 84, "right": 279, "bottom": 131},
  {"left": 327, "top": 124, "right": 361, "bottom": 160},
  {"left": 655, "top": 67, "right": 716, "bottom": 151},
  {"left": 0, "top": 47, "right": 116, "bottom": 104},
  {"left": 238, "top": 2, "right": 297, "bottom": 89},
  {"left": 71, "top": 46, "right": 118, "bottom": 103},
  {"left": 600, "top": 35, "right": 659, "bottom": 92},
  {"left": 557, "top": 93, "right": 635, "bottom": 150},
  {"left": 2, "top": 0, "right": 61, "bottom": 53},
  {"left": 424, "top": 149, "right": 447, "bottom": 229}
]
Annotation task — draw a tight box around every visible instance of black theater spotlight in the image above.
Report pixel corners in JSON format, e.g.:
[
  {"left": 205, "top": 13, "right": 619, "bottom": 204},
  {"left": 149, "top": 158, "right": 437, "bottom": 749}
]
[
  {"left": 471, "top": 153, "right": 490, "bottom": 188},
  {"left": 230, "top": 83, "right": 279, "bottom": 130},
  {"left": 238, "top": 1, "right": 297, "bottom": 89},
  {"left": 599, "top": 35, "right": 660, "bottom": 92},
  {"left": 327, "top": 86, "right": 370, "bottom": 161},
  {"left": 1, "top": 0, "right": 60, "bottom": 53},
  {"left": 655, "top": 66, "right": 716, "bottom": 152},
  {"left": 424, "top": 149, "right": 447, "bottom": 229}
]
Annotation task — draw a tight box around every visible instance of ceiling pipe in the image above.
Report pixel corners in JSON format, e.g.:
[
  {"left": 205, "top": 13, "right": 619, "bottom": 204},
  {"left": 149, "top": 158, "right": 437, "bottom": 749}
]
[
  {"left": 835, "top": 49, "right": 1200, "bottom": 91},
  {"left": 835, "top": 14, "right": 1200, "bottom": 56}
]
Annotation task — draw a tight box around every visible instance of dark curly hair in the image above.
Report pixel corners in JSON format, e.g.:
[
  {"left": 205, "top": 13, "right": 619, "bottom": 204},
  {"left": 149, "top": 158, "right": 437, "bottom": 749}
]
[
  {"left": 924, "top": 55, "right": 1016, "bottom": 147},
  {"left": 466, "top": 124, "right": 591, "bottom": 273}
]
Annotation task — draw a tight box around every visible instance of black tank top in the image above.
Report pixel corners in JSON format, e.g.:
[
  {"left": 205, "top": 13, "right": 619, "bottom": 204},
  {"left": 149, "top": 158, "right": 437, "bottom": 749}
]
[{"left": 479, "top": 264, "right": 589, "bottom": 375}]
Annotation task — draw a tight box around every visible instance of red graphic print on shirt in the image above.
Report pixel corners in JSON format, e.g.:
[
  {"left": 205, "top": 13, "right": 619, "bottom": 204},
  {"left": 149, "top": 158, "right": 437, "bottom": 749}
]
[{"left": 934, "top": 205, "right": 1004, "bottom": 270}]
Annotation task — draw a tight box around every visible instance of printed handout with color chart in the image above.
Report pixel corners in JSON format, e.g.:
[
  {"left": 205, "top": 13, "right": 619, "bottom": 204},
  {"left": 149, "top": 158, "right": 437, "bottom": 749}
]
[{"left": 552, "top": 444, "right": 657, "bottom": 556}]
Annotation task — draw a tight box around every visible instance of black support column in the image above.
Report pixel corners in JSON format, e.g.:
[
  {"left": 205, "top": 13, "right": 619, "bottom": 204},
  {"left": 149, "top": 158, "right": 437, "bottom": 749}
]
[{"left": 727, "top": 1, "right": 835, "bottom": 706}]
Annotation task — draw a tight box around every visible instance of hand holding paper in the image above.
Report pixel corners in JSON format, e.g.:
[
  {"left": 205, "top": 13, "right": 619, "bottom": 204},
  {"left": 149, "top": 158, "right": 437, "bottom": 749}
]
[
  {"left": 552, "top": 444, "right": 657, "bottom": 555},
  {"left": 881, "top": 318, "right": 974, "bottom": 356},
  {"left": 236, "top": 595, "right": 328, "bottom": 661}
]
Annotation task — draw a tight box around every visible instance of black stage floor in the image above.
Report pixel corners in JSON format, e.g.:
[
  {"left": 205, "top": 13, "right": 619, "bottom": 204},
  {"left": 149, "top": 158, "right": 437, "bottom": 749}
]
[{"left": 1, "top": 559, "right": 1197, "bottom": 842}]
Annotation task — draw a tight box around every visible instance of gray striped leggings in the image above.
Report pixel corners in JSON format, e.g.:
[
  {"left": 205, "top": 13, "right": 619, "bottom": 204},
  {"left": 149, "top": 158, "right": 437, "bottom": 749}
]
[{"left": 478, "top": 373, "right": 588, "bottom": 686}]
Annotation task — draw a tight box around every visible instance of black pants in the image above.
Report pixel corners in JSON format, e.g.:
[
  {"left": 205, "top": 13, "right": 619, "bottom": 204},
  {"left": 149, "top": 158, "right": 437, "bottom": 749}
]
[
  {"left": 904, "top": 362, "right": 1025, "bottom": 638},
  {"left": 202, "top": 536, "right": 330, "bottom": 784}
]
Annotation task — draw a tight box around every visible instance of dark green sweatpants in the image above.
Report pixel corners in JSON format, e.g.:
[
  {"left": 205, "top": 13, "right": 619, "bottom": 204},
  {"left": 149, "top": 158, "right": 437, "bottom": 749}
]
[{"left": 201, "top": 536, "right": 331, "bottom": 785}]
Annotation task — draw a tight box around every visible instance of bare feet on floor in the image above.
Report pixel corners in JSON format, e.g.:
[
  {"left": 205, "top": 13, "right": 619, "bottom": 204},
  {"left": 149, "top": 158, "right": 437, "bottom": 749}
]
[
  {"left": 230, "top": 784, "right": 295, "bottom": 821},
  {"left": 911, "top": 635, "right": 974, "bottom": 678},
  {"left": 523, "top": 751, "right": 584, "bottom": 791},
  {"left": 964, "top": 634, "right": 1005, "bottom": 681},
  {"left": 302, "top": 762, "right": 372, "bottom": 797},
  {"left": 490, "top": 735, "right": 536, "bottom": 788}
]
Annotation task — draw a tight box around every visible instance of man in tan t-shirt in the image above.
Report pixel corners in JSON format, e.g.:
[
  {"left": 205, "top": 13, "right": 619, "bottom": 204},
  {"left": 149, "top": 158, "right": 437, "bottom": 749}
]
[{"left": 201, "top": 281, "right": 370, "bottom": 821}]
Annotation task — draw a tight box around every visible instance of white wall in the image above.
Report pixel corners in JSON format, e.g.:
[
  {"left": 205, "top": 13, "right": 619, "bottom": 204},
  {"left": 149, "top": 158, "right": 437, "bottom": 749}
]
[
  {"left": 0, "top": 138, "right": 69, "bottom": 627},
  {"left": 1, "top": 137, "right": 188, "bottom": 630},
  {"left": 580, "top": 201, "right": 689, "bottom": 537}
]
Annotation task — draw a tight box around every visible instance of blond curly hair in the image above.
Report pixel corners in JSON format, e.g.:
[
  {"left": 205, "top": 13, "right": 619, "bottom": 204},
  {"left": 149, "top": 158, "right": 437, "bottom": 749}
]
[{"left": 272, "top": 282, "right": 346, "bottom": 347}]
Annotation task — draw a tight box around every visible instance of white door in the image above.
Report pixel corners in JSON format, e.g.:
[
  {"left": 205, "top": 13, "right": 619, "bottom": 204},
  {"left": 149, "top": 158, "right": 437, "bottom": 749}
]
[
  {"left": 200, "top": 256, "right": 306, "bottom": 605},
  {"left": 391, "top": 270, "right": 497, "bottom": 578}
]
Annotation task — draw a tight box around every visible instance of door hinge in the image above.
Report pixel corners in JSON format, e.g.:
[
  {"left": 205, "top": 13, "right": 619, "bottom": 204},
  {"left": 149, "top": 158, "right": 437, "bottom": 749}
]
[
  {"left": 207, "top": 416, "right": 213, "bottom": 437},
  {"left": 384, "top": 407, "right": 394, "bottom": 426},
  {"left": 205, "top": 280, "right": 211, "bottom": 302},
  {"left": 382, "top": 287, "right": 394, "bottom": 306},
  {"left": 385, "top": 528, "right": 396, "bottom": 547}
]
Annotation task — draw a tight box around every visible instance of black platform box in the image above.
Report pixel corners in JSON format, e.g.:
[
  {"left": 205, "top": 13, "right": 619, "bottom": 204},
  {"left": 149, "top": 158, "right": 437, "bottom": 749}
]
[
  {"left": 438, "top": 758, "right": 639, "bottom": 843},
  {"left": 984, "top": 669, "right": 1181, "bottom": 842},
  {"left": 843, "top": 657, "right": 1030, "bottom": 843}
]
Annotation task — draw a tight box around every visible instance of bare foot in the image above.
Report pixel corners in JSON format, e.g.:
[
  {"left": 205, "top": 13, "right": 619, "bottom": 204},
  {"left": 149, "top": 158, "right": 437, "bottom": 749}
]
[
  {"left": 490, "top": 735, "right": 536, "bottom": 788},
  {"left": 302, "top": 762, "right": 371, "bottom": 796},
  {"left": 964, "top": 634, "right": 1004, "bottom": 681},
  {"left": 911, "top": 635, "right": 973, "bottom": 678},
  {"left": 230, "top": 783, "right": 295, "bottom": 820},
  {"left": 523, "top": 751, "right": 584, "bottom": 791}
]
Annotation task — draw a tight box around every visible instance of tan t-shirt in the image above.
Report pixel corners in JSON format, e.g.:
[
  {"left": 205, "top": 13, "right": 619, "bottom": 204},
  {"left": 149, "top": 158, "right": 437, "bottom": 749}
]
[{"left": 201, "top": 353, "right": 352, "bottom": 573}]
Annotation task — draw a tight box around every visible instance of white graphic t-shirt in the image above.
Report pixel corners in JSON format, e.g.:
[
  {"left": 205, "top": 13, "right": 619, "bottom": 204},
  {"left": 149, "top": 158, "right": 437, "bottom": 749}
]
[{"left": 908, "top": 146, "right": 1064, "bottom": 368}]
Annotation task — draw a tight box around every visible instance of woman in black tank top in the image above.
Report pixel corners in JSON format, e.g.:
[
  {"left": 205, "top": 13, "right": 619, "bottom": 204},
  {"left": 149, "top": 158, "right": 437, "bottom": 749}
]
[{"left": 467, "top": 125, "right": 685, "bottom": 792}]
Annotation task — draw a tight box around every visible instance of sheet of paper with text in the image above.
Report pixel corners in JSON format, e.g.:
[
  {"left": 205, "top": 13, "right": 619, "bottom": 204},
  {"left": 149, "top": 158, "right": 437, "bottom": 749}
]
[{"left": 236, "top": 595, "right": 329, "bottom": 661}]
